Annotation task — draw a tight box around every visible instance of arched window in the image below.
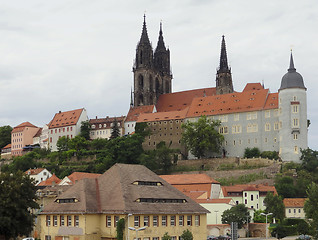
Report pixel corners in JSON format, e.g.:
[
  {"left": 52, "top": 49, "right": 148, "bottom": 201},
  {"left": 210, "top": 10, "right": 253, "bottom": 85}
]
[
  {"left": 138, "top": 94, "right": 144, "bottom": 105},
  {"left": 165, "top": 81, "right": 170, "bottom": 93}
]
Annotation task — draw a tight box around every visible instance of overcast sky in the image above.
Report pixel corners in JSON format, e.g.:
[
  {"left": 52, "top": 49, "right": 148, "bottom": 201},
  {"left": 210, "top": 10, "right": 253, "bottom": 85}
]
[{"left": 0, "top": 0, "right": 317, "bottom": 149}]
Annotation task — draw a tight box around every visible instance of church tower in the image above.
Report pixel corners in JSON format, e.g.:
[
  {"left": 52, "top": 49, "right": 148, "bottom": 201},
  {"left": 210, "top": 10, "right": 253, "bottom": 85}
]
[
  {"left": 278, "top": 52, "right": 307, "bottom": 162},
  {"left": 216, "top": 36, "right": 233, "bottom": 95},
  {"left": 133, "top": 16, "right": 172, "bottom": 107},
  {"left": 154, "top": 22, "right": 172, "bottom": 97}
]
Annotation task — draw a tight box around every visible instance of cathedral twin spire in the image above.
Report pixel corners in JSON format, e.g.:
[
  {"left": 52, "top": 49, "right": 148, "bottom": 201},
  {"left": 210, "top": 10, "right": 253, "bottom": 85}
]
[{"left": 133, "top": 15, "right": 172, "bottom": 107}]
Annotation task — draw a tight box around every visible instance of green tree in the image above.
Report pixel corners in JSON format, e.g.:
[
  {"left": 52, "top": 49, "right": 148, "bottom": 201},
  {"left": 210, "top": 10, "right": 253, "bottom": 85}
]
[
  {"left": 264, "top": 192, "right": 285, "bottom": 222},
  {"left": 0, "top": 171, "right": 39, "bottom": 239},
  {"left": 110, "top": 118, "right": 120, "bottom": 139},
  {"left": 116, "top": 218, "right": 125, "bottom": 240},
  {"left": 301, "top": 148, "right": 318, "bottom": 173},
  {"left": 162, "top": 232, "right": 171, "bottom": 240},
  {"left": 56, "top": 136, "right": 69, "bottom": 152},
  {"left": 221, "top": 203, "right": 251, "bottom": 229},
  {"left": 155, "top": 141, "right": 176, "bottom": 174},
  {"left": 181, "top": 229, "right": 193, "bottom": 240},
  {"left": 80, "top": 120, "right": 91, "bottom": 140},
  {"left": 304, "top": 182, "right": 318, "bottom": 239},
  {"left": 0, "top": 125, "right": 12, "bottom": 149},
  {"left": 253, "top": 210, "right": 271, "bottom": 223},
  {"left": 244, "top": 147, "right": 261, "bottom": 158},
  {"left": 271, "top": 224, "right": 288, "bottom": 239},
  {"left": 181, "top": 115, "right": 223, "bottom": 159},
  {"left": 68, "top": 136, "right": 89, "bottom": 152},
  {"left": 275, "top": 175, "right": 297, "bottom": 198}
]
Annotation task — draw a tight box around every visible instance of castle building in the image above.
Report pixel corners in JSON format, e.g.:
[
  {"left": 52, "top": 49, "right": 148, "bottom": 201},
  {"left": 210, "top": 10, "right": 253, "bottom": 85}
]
[
  {"left": 89, "top": 116, "right": 125, "bottom": 139},
  {"left": 127, "top": 16, "right": 308, "bottom": 162},
  {"left": 133, "top": 15, "right": 172, "bottom": 107}
]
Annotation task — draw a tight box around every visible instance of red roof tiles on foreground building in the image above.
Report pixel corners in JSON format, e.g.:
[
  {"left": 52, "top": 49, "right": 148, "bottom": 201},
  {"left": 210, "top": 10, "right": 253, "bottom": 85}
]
[{"left": 48, "top": 108, "right": 84, "bottom": 129}]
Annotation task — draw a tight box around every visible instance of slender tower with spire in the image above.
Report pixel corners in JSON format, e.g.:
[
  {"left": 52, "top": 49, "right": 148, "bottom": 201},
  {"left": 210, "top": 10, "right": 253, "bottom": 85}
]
[
  {"left": 216, "top": 35, "right": 233, "bottom": 95},
  {"left": 279, "top": 51, "right": 307, "bottom": 162},
  {"left": 133, "top": 16, "right": 172, "bottom": 107}
]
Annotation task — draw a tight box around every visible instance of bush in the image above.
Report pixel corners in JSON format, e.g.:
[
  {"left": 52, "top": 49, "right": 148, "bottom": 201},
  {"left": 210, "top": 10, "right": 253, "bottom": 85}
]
[
  {"left": 244, "top": 147, "right": 261, "bottom": 158},
  {"left": 260, "top": 151, "right": 279, "bottom": 160}
]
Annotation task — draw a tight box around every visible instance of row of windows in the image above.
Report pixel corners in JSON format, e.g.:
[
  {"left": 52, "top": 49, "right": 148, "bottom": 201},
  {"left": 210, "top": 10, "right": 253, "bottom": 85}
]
[
  {"left": 46, "top": 215, "right": 79, "bottom": 227},
  {"left": 12, "top": 144, "right": 23, "bottom": 149},
  {"left": 91, "top": 122, "right": 121, "bottom": 129},
  {"left": 50, "top": 127, "right": 73, "bottom": 134},
  {"left": 219, "top": 122, "right": 285, "bottom": 134},
  {"left": 12, "top": 132, "right": 22, "bottom": 137},
  {"left": 244, "top": 193, "right": 259, "bottom": 201},
  {"left": 148, "top": 140, "right": 181, "bottom": 146},
  {"left": 223, "top": 137, "right": 279, "bottom": 146},
  {"left": 147, "top": 120, "right": 183, "bottom": 126},
  {"left": 131, "top": 215, "right": 200, "bottom": 228},
  {"left": 12, "top": 138, "right": 22, "bottom": 143},
  {"left": 288, "top": 208, "right": 302, "bottom": 214}
]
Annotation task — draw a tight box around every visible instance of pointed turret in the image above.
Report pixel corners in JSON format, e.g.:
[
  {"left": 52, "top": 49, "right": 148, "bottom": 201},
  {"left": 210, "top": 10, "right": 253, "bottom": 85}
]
[
  {"left": 219, "top": 35, "right": 230, "bottom": 72},
  {"left": 154, "top": 22, "right": 171, "bottom": 76},
  {"left": 216, "top": 35, "right": 233, "bottom": 95},
  {"left": 279, "top": 52, "right": 306, "bottom": 91},
  {"left": 134, "top": 14, "right": 153, "bottom": 69}
]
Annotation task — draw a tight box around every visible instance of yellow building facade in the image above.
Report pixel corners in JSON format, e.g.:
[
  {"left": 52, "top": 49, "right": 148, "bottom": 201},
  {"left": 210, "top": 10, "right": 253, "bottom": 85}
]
[{"left": 40, "top": 164, "right": 208, "bottom": 240}]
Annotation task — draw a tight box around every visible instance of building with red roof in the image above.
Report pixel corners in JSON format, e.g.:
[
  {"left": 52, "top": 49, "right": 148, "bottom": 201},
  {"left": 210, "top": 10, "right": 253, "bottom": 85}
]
[
  {"left": 48, "top": 108, "right": 88, "bottom": 151},
  {"left": 11, "top": 122, "right": 40, "bottom": 156},
  {"left": 127, "top": 23, "right": 307, "bottom": 162},
  {"left": 59, "top": 172, "right": 101, "bottom": 185},
  {"left": 221, "top": 184, "right": 277, "bottom": 211},
  {"left": 283, "top": 198, "right": 307, "bottom": 219},
  {"left": 89, "top": 116, "right": 125, "bottom": 140},
  {"left": 25, "top": 168, "right": 53, "bottom": 186}
]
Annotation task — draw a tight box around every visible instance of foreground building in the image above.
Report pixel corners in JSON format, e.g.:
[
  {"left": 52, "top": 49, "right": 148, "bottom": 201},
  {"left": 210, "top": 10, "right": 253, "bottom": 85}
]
[
  {"left": 40, "top": 164, "right": 209, "bottom": 240},
  {"left": 283, "top": 198, "right": 306, "bottom": 219}
]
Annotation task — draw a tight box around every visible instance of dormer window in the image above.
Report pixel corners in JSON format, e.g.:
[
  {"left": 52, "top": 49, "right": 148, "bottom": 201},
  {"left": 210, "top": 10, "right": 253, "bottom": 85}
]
[
  {"left": 136, "top": 198, "right": 187, "bottom": 203},
  {"left": 55, "top": 198, "right": 79, "bottom": 203},
  {"left": 133, "top": 181, "right": 163, "bottom": 186}
]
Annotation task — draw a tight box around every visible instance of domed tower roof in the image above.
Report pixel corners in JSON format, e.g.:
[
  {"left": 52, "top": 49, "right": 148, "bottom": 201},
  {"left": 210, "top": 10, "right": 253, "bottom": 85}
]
[{"left": 279, "top": 52, "right": 306, "bottom": 91}]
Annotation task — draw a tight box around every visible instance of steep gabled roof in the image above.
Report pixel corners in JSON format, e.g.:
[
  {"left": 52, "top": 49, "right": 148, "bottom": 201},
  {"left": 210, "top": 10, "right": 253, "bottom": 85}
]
[
  {"left": 283, "top": 198, "right": 307, "bottom": 208},
  {"left": 156, "top": 87, "right": 216, "bottom": 112},
  {"left": 186, "top": 85, "right": 272, "bottom": 118},
  {"left": 25, "top": 168, "right": 46, "bottom": 175},
  {"left": 48, "top": 108, "right": 84, "bottom": 129},
  {"left": 2, "top": 144, "right": 11, "bottom": 149},
  {"left": 42, "top": 164, "right": 209, "bottom": 215},
  {"left": 38, "top": 174, "right": 61, "bottom": 186},
  {"left": 125, "top": 105, "right": 155, "bottom": 122},
  {"left": 12, "top": 122, "right": 38, "bottom": 133}
]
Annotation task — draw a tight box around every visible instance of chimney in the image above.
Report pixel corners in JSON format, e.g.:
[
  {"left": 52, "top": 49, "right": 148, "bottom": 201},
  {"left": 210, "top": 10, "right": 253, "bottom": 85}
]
[
  {"left": 96, "top": 116, "right": 98, "bottom": 119},
  {"left": 59, "top": 111, "right": 61, "bottom": 113}
]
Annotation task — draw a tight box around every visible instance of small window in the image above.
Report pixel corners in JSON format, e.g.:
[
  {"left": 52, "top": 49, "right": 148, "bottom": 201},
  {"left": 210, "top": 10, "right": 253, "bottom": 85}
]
[
  {"left": 53, "top": 216, "right": 57, "bottom": 226},
  {"left": 67, "top": 216, "right": 72, "bottom": 226},
  {"left": 144, "top": 216, "right": 149, "bottom": 226},
  {"left": 195, "top": 215, "right": 200, "bottom": 226},
  {"left": 153, "top": 216, "right": 158, "bottom": 227},
  {"left": 162, "top": 215, "right": 167, "bottom": 226},
  {"left": 107, "top": 216, "right": 111, "bottom": 227},
  {"left": 74, "top": 215, "right": 79, "bottom": 227},
  {"left": 170, "top": 216, "right": 176, "bottom": 226},
  {"left": 179, "top": 215, "right": 184, "bottom": 226},
  {"left": 134, "top": 216, "right": 140, "bottom": 227},
  {"left": 187, "top": 215, "right": 192, "bottom": 226}
]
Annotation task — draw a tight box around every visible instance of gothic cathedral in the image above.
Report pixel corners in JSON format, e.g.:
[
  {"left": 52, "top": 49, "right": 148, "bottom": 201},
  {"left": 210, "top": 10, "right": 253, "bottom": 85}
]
[{"left": 133, "top": 15, "right": 172, "bottom": 106}]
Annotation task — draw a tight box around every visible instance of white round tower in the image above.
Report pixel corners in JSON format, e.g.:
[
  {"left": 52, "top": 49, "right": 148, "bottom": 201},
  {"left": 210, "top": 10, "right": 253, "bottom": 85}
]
[{"left": 278, "top": 52, "right": 307, "bottom": 162}]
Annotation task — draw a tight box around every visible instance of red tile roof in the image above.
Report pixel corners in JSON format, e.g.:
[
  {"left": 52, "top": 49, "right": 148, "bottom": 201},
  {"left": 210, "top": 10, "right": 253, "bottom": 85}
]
[
  {"left": 25, "top": 168, "right": 46, "bottom": 175},
  {"left": 264, "top": 93, "right": 279, "bottom": 110},
  {"left": 12, "top": 122, "right": 38, "bottom": 133},
  {"left": 125, "top": 105, "right": 155, "bottom": 122},
  {"left": 156, "top": 87, "right": 216, "bottom": 112},
  {"left": 160, "top": 173, "right": 219, "bottom": 185},
  {"left": 243, "top": 83, "right": 264, "bottom": 91},
  {"left": 48, "top": 108, "right": 84, "bottom": 129},
  {"left": 283, "top": 198, "right": 307, "bottom": 208},
  {"left": 196, "top": 198, "right": 233, "bottom": 204},
  {"left": 38, "top": 174, "right": 61, "bottom": 186},
  {"left": 67, "top": 172, "right": 101, "bottom": 185},
  {"left": 222, "top": 184, "right": 277, "bottom": 197},
  {"left": 186, "top": 86, "right": 277, "bottom": 118},
  {"left": 2, "top": 144, "right": 11, "bottom": 149},
  {"left": 137, "top": 107, "right": 188, "bottom": 122}
]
